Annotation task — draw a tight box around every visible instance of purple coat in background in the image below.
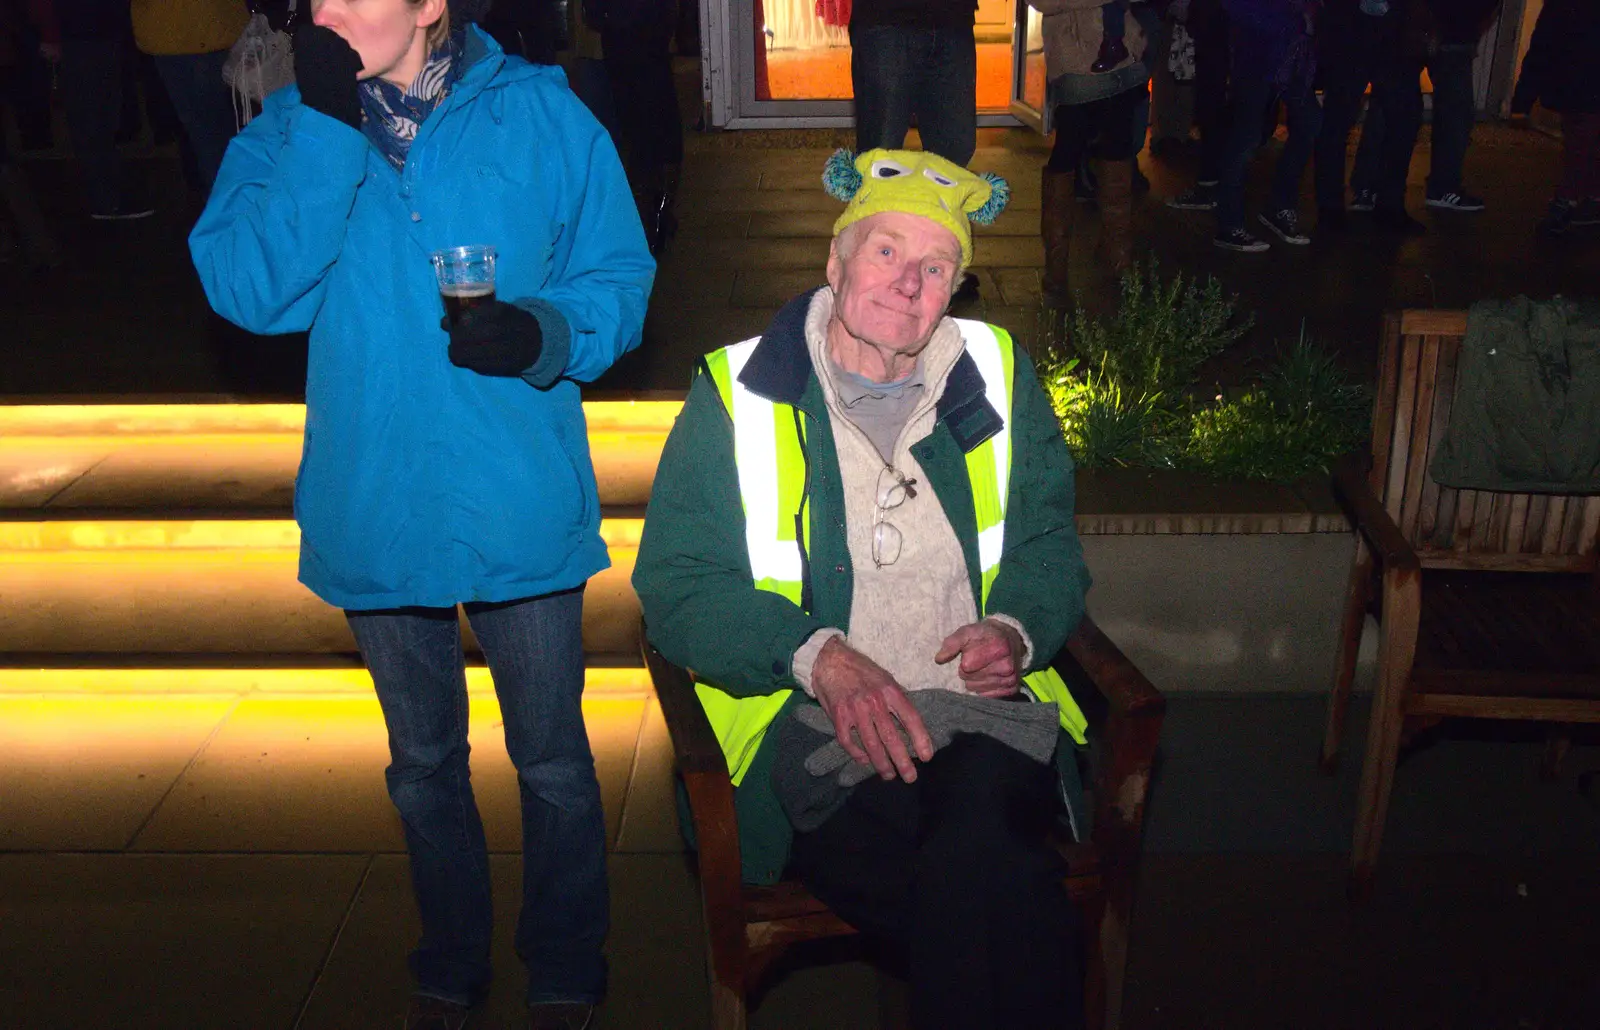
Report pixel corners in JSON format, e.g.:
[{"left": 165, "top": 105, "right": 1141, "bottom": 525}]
[{"left": 1224, "top": 0, "right": 1320, "bottom": 88}]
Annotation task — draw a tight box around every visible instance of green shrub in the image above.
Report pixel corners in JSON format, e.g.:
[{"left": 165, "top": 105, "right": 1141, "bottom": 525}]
[
  {"left": 1183, "top": 333, "right": 1370, "bottom": 483},
  {"left": 1045, "top": 357, "right": 1177, "bottom": 469},
  {"left": 1067, "top": 259, "right": 1253, "bottom": 396}
]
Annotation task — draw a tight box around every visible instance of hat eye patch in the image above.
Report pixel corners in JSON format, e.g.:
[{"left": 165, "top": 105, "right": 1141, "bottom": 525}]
[
  {"left": 923, "top": 168, "right": 957, "bottom": 187},
  {"left": 869, "top": 159, "right": 913, "bottom": 179}
]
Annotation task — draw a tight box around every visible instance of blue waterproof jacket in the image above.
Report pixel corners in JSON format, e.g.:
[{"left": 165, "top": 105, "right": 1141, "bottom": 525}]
[{"left": 191, "top": 28, "right": 654, "bottom": 611}]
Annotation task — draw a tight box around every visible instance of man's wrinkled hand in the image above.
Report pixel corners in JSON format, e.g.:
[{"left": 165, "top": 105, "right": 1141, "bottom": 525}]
[
  {"left": 934, "top": 618, "right": 1025, "bottom": 698},
  {"left": 810, "top": 637, "right": 934, "bottom": 782}
]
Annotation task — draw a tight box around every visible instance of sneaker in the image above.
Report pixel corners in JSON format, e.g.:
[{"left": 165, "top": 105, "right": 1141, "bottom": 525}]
[
  {"left": 529, "top": 1003, "right": 595, "bottom": 1030},
  {"left": 1539, "top": 198, "right": 1575, "bottom": 236},
  {"left": 1426, "top": 191, "right": 1486, "bottom": 212},
  {"left": 1258, "top": 209, "right": 1310, "bottom": 245},
  {"left": 1572, "top": 198, "right": 1600, "bottom": 226},
  {"left": 1166, "top": 187, "right": 1216, "bottom": 211},
  {"left": 1196, "top": 177, "right": 1219, "bottom": 188},
  {"left": 89, "top": 200, "right": 155, "bottom": 221},
  {"left": 1374, "top": 208, "right": 1427, "bottom": 235},
  {"left": 1213, "top": 227, "right": 1270, "bottom": 252},
  {"left": 1349, "top": 189, "right": 1378, "bottom": 213},
  {"left": 405, "top": 994, "right": 471, "bottom": 1030}
]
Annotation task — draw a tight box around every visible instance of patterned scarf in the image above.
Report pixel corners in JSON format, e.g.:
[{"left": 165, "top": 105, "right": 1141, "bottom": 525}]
[{"left": 358, "top": 29, "right": 466, "bottom": 172}]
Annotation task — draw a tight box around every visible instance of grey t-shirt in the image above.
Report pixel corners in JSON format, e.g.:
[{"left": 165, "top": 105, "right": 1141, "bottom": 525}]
[{"left": 827, "top": 357, "right": 926, "bottom": 464}]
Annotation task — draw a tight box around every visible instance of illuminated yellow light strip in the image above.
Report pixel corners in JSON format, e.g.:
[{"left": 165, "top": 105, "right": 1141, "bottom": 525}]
[
  {"left": 0, "top": 519, "right": 645, "bottom": 552},
  {"left": 0, "top": 666, "right": 653, "bottom": 698},
  {"left": 0, "top": 401, "right": 684, "bottom": 438}
]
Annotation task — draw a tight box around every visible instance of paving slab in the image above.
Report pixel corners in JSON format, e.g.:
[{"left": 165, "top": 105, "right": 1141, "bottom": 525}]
[
  {"left": 0, "top": 853, "right": 368, "bottom": 1030},
  {"left": 0, "top": 695, "right": 235, "bottom": 850},
  {"left": 612, "top": 699, "right": 685, "bottom": 855},
  {"left": 130, "top": 697, "right": 647, "bottom": 854}
]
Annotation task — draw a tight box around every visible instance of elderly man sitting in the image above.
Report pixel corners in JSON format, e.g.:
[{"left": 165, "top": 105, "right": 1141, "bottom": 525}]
[{"left": 632, "top": 149, "right": 1093, "bottom": 1030}]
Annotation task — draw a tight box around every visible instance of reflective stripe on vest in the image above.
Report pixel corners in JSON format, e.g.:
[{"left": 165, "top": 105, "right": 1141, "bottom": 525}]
[{"left": 699, "top": 320, "right": 1087, "bottom": 786}]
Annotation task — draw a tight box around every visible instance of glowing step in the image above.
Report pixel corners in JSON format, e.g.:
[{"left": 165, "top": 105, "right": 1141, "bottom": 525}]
[
  {"left": 0, "top": 520, "right": 644, "bottom": 659},
  {"left": 0, "top": 401, "right": 682, "bottom": 514},
  {"left": 0, "top": 666, "right": 652, "bottom": 698}
]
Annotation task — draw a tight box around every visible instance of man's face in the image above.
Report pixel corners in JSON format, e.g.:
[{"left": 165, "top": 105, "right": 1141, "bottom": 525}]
[
  {"left": 826, "top": 212, "right": 962, "bottom": 365},
  {"left": 311, "top": 0, "right": 442, "bottom": 81}
]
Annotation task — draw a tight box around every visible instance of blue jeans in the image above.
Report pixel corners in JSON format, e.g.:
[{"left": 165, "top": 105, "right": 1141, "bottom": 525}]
[
  {"left": 849, "top": 22, "right": 977, "bottom": 166},
  {"left": 152, "top": 50, "right": 238, "bottom": 194},
  {"left": 1314, "top": 19, "right": 1423, "bottom": 213},
  {"left": 1215, "top": 74, "right": 1322, "bottom": 232},
  {"left": 347, "top": 589, "right": 608, "bottom": 1007}
]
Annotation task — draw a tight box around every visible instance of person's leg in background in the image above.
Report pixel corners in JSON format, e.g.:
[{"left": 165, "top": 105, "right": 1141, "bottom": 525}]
[
  {"left": 1542, "top": 111, "right": 1600, "bottom": 235},
  {"left": 849, "top": 23, "right": 916, "bottom": 154},
  {"left": 1166, "top": 0, "right": 1228, "bottom": 211},
  {"left": 59, "top": 35, "right": 150, "bottom": 219},
  {"left": 601, "top": 20, "right": 684, "bottom": 253},
  {"left": 10, "top": 22, "right": 57, "bottom": 151},
  {"left": 1370, "top": 56, "right": 1425, "bottom": 232},
  {"left": 1313, "top": 49, "right": 1372, "bottom": 227},
  {"left": 346, "top": 606, "right": 496, "bottom": 1012},
  {"left": 1257, "top": 78, "right": 1322, "bottom": 244},
  {"left": 0, "top": 110, "right": 64, "bottom": 270},
  {"left": 1043, "top": 102, "right": 1095, "bottom": 307},
  {"left": 909, "top": 21, "right": 977, "bottom": 167},
  {"left": 1423, "top": 44, "right": 1483, "bottom": 210},
  {"left": 1211, "top": 72, "right": 1273, "bottom": 250},
  {"left": 1348, "top": 98, "right": 1384, "bottom": 210},
  {"left": 152, "top": 50, "right": 238, "bottom": 196},
  {"left": 465, "top": 591, "right": 608, "bottom": 1010},
  {"left": 1090, "top": 86, "right": 1143, "bottom": 273}
]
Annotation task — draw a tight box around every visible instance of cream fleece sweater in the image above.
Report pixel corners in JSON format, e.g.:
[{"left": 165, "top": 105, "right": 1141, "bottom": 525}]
[{"left": 792, "top": 289, "right": 1031, "bottom": 695}]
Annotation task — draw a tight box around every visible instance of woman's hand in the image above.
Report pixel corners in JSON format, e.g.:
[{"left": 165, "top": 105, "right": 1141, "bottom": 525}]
[
  {"left": 293, "top": 24, "right": 364, "bottom": 129},
  {"left": 446, "top": 301, "right": 546, "bottom": 377}
]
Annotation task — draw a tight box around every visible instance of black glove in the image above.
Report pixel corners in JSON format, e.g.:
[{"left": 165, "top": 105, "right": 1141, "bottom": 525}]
[
  {"left": 293, "top": 24, "right": 364, "bottom": 129},
  {"left": 447, "top": 301, "right": 545, "bottom": 377}
]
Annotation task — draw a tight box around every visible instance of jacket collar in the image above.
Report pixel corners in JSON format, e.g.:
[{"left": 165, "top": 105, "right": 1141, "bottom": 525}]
[{"left": 737, "top": 286, "right": 1002, "bottom": 453}]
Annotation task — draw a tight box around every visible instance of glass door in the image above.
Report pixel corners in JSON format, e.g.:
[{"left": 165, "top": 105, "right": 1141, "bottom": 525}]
[
  {"left": 705, "top": 0, "right": 1037, "bottom": 129},
  {"left": 1009, "top": 0, "right": 1050, "bottom": 134}
]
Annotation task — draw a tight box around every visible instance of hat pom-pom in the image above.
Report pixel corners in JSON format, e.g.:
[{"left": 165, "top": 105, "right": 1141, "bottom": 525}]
[
  {"left": 969, "top": 172, "right": 1010, "bottom": 225},
  {"left": 822, "top": 149, "right": 863, "bottom": 202}
]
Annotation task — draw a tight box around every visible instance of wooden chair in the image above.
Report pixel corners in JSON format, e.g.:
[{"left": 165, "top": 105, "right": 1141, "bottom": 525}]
[
  {"left": 1324, "top": 309, "right": 1600, "bottom": 898},
  {"left": 642, "top": 614, "right": 1165, "bottom": 1030}
]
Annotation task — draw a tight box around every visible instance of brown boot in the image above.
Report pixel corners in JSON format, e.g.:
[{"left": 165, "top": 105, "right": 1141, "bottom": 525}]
[
  {"left": 1040, "top": 168, "right": 1075, "bottom": 309},
  {"left": 1095, "top": 158, "right": 1135, "bottom": 276}
]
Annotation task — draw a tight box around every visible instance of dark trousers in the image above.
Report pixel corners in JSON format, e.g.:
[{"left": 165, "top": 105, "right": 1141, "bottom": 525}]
[
  {"left": 152, "top": 50, "right": 238, "bottom": 193},
  {"left": 346, "top": 590, "right": 609, "bottom": 1007},
  {"left": 601, "top": 24, "right": 684, "bottom": 168},
  {"left": 59, "top": 36, "right": 127, "bottom": 214},
  {"left": 1215, "top": 74, "right": 1322, "bottom": 231},
  {"left": 790, "top": 735, "right": 1084, "bottom": 1030},
  {"left": 1314, "top": 22, "right": 1423, "bottom": 213},
  {"left": 1559, "top": 112, "right": 1600, "bottom": 202},
  {"left": 1352, "top": 43, "right": 1477, "bottom": 199},
  {"left": 849, "top": 21, "right": 977, "bottom": 166},
  {"left": 1189, "top": 0, "right": 1231, "bottom": 182},
  {"left": 1048, "top": 86, "right": 1142, "bottom": 173}
]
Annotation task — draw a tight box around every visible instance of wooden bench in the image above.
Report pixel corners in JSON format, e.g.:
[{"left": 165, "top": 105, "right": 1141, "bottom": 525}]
[
  {"left": 643, "top": 614, "right": 1165, "bottom": 1030},
  {"left": 1323, "top": 309, "right": 1600, "bottom": 898}
]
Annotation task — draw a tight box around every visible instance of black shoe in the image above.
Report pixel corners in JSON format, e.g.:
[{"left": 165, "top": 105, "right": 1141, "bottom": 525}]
[
  {"left": 1166, "top": 187, "right": 1216, "bottom": 211},
  {"left": 1318, "top": 206, "right": 1348, "bottom": 231},
  {"left": 1539, "top": 198, "right": 1575, "bottom": 237},
  {"left": 1349, "top": 189, "right": 1378, "bottom": 213},
  {"left": 1374, "top": 208, "right": 1426, "bottom": 235},
  {"left": 90, "top": 199, "right": 156, "bottom": 221},
  {"left": 1090, "top": 37, "right": 1130, "bottom": 73},
  {"left": 1571, "top": 198, "right": 1600, "bottom": 227},
  {"left": 1258, "top": 209, "right": 1310, "bottom": 245},
  {"left": 1213, "top": 227, "right": 1270, "bottom": 252}
]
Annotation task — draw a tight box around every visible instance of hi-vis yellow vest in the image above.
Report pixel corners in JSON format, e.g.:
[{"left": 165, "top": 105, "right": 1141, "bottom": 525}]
[{"left": 700, "top": 319, "right": 1088, "bottom": 785}]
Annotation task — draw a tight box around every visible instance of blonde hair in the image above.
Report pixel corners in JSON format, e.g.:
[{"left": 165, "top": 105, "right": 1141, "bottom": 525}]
[{"left": 417, "top": 0, "right": 451, "bottom": 52}]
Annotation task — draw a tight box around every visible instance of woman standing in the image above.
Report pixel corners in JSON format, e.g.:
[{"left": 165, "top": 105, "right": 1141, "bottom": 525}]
[
  {"left": 189, "top": 2, "right": 654, "bottom": 1027},
  {"left": 1027, "top": 0, "right": 1148, "bottom": 307}
]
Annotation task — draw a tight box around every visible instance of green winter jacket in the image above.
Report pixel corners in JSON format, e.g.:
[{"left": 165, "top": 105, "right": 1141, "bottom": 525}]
[{"left": 632, "top": 289, "right": 1092, "bottom": 883}]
